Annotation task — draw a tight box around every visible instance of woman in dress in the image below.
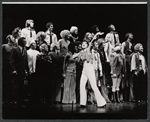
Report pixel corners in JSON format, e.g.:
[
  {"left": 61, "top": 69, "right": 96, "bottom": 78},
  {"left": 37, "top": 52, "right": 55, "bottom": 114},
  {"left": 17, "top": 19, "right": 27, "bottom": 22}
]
[
  {"left": 36, "top": 43, "right": 52, "bottom": 106},
  {"left": 62, "top": 42, "right": 77, "bottom": 104},
  {"left": 58, "top": 30, "right": 70, "bottom": 58}
]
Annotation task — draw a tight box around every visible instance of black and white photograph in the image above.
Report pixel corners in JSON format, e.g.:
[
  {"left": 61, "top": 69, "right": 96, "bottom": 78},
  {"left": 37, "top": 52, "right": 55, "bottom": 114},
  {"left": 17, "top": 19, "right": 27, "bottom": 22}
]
[{"left": 2, "top": 2, "right": 148, "bottom": 119}]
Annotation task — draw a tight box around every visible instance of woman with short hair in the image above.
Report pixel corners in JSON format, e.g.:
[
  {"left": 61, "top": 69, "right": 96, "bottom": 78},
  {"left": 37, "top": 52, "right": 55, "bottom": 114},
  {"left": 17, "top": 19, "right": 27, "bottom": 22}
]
[
  {"left": 58, "top": 30, "right": 71, "bottom": 58},
  {"left": 130, "top": 43, "right": 147, "bottom": 103}
]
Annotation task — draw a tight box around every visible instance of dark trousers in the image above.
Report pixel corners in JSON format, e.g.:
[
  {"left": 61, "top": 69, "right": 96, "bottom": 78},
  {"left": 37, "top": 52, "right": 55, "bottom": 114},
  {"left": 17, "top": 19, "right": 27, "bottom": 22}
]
[
  {"left": 76, "top": 65, "right": 83, "bottom": 103},
  {"left": 3, "top": 65, "right": 13, "bottom": 103},
  {"left": 103, "top": 62, "right": 112, "bottom": 87},
  {"left": 134, "top": 70, "right": 147, "bottom": 101},
  {"left": 11, "top": 74, "right": 25, "bottom": 104},
  {"left": 3, "top": 73, "right": 13, "bottom": 104},
  {"left": 39, "top": 76, "right": 54, "bottom": 104},
  {"left": 52, "top": 76, "right": 62, "bottom": 102},
  {"left": 28, "top": 73, "right": 40, "bottom": 104}
]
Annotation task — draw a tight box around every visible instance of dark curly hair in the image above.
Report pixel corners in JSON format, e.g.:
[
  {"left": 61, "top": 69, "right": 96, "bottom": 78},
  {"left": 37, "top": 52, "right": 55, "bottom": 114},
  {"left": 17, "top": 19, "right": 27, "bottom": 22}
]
[
  {"left": 91, "top": 25, "right": 99, "bottom": 34},
  {"left": 68, "top": 42, "right": 76, "bottom": 54},
  {"left": 18, "top": 37, "right": 26, "bottom": 47},
  {"left": 46, "top": 22, "right": 53, "bottom": 29}
]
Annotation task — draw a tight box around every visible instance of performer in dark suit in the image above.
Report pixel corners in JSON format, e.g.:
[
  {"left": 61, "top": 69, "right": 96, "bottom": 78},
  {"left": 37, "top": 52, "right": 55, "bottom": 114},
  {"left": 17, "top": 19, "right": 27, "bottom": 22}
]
[
  {"left": 2, "top": 34, "right": 16, "bottom": 106},
  {"left": 13, "top": 37, "right": 29, "bottom": 106}
]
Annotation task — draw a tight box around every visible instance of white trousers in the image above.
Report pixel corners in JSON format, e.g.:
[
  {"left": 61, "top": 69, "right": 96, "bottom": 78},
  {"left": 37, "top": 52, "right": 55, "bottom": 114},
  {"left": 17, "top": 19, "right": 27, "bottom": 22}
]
[{"left": 80, "top": 61, "right": 106, "bottom": 107}]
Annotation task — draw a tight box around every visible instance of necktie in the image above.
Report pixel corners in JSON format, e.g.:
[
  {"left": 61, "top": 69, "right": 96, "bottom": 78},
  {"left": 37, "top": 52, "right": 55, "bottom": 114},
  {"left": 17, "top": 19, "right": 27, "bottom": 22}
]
[
  {"left": 21, "top": 47, "right": 24, "bottom": 55},
  {"left": 113, "top": 33, "right": 117, "bottom": 45},
  {"left": 50, "top": 32, "right": 52, "bottom": 45},
  {"left": 30, "top": 30, "right": 32, "bottom": 38},
  {"left": 125, "top": 41, "right": 129, "bottom": 54}
]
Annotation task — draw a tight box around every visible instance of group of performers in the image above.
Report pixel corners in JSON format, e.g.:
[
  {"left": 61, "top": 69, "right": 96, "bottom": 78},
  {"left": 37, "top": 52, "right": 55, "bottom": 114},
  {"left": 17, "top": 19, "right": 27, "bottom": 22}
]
[{"left": 2, "top": 19, "right": 148, "bottom": 108}]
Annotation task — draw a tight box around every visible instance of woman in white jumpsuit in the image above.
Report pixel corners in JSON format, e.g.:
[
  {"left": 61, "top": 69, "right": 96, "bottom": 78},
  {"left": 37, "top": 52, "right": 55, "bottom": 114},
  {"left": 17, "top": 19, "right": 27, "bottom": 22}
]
[{"left": 78, "top": 33, "right": 106, "bottom": 108}]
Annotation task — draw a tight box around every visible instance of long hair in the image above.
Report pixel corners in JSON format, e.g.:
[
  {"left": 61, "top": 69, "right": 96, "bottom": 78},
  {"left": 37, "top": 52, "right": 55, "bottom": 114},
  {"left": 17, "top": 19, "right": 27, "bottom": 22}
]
[{"left": 12, "top": 27, "right": 21, "bottom": 38}]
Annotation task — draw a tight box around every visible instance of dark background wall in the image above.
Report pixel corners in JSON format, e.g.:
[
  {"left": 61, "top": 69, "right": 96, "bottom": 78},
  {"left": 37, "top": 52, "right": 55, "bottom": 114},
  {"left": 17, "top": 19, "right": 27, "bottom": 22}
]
[{"left": 3, "top": 4, "right": 147, "bottom": 59}]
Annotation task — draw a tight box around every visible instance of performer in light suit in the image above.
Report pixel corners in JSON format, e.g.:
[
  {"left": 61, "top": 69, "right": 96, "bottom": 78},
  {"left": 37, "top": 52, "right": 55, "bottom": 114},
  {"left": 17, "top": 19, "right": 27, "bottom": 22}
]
[{"left": 78, "top": 32, "right": 106, "bottom": 108}]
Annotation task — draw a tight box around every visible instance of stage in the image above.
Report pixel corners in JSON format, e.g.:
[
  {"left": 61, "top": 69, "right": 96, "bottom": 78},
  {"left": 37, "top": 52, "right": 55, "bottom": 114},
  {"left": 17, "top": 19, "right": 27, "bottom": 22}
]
[{"left": 2, "top": 102, "right": 147, "bottom": 119}]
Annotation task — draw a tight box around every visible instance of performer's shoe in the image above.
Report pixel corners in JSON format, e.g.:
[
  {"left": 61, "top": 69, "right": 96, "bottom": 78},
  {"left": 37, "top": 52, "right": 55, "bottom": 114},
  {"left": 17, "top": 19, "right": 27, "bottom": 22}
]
[
  {"left": 97, "top": 104, "right": 106, "bottom": 108},
  {"left": 78, "top": 105, "right": 86, "bottom": 109}
]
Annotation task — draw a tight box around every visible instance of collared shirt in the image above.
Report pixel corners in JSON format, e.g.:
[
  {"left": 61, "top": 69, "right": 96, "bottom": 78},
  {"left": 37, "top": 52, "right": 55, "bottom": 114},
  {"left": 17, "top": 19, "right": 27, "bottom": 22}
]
[
  {"left": 104, "top": 41, "right": 114, "bottom": 62},
  {"left": 27, "top": 49, "right": 39, "bottom": 73},
  {"left": 22, "top": 28, "right": 36, "bottom": 47},
  {"left": 45, "top": 30, "right": 58, "bottom": 47}
]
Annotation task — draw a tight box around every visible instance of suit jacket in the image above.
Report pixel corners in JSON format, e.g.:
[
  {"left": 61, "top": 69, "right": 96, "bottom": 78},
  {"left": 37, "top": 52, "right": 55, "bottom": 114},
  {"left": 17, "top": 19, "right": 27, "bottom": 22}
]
[
  {"left": 2, "top": 44, "right": 15, "bottom": 73},
  {"left": 13, "top": 46, "right": 29, "bottom": 76}
]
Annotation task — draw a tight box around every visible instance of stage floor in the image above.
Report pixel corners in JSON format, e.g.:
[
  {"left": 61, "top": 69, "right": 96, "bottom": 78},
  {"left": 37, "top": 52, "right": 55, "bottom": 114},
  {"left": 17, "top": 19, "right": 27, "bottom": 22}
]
[{"left": 2, "top": 102, "right": 147, "bottom": 119}]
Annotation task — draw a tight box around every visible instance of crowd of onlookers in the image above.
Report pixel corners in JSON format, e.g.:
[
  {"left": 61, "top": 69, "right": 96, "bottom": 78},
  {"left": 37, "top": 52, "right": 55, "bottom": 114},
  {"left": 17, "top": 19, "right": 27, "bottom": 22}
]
[{"left": 2, "top": 19, "right": 148, "bottom": 108}]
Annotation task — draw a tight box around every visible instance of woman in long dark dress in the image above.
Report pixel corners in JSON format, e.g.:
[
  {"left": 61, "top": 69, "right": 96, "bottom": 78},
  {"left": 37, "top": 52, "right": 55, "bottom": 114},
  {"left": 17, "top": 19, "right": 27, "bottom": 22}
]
[{"left": 36, "top": 43, "right": 52, "bottom": 106}]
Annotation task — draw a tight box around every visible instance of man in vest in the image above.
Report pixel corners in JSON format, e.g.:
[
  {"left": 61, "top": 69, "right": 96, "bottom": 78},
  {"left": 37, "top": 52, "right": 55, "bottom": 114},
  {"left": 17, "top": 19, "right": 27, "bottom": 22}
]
[
  {"left": 121, "top": 33, "right": 133, "bottom": 101},
  {"left": 45, "top": 22, "right": 58, "bottom": 52}
]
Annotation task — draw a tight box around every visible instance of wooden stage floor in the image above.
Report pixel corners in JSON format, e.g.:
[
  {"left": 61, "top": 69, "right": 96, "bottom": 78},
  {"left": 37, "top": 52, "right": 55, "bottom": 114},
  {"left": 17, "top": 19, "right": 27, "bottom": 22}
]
[{"left": 2, "top": 102, "right": 147, "bottom": 119}]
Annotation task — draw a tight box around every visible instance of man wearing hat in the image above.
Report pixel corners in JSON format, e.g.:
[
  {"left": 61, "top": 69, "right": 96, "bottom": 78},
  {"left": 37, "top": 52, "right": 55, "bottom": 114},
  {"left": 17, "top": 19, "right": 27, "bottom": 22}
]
[{"left": 22, "top": 19, "right": 36, "bottom": 50}]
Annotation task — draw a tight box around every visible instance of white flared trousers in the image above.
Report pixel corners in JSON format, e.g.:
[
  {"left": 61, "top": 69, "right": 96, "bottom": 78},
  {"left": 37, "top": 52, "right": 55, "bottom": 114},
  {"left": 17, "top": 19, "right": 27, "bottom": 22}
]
[{"left": 80, "top": 61, "right": 106, "bottom": 107}]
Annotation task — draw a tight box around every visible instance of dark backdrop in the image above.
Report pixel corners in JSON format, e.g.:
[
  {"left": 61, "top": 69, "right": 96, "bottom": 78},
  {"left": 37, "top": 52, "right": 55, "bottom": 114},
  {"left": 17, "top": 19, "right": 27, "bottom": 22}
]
[{"left": 2, "top": 4, "right": 147, "bottom": 59}]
